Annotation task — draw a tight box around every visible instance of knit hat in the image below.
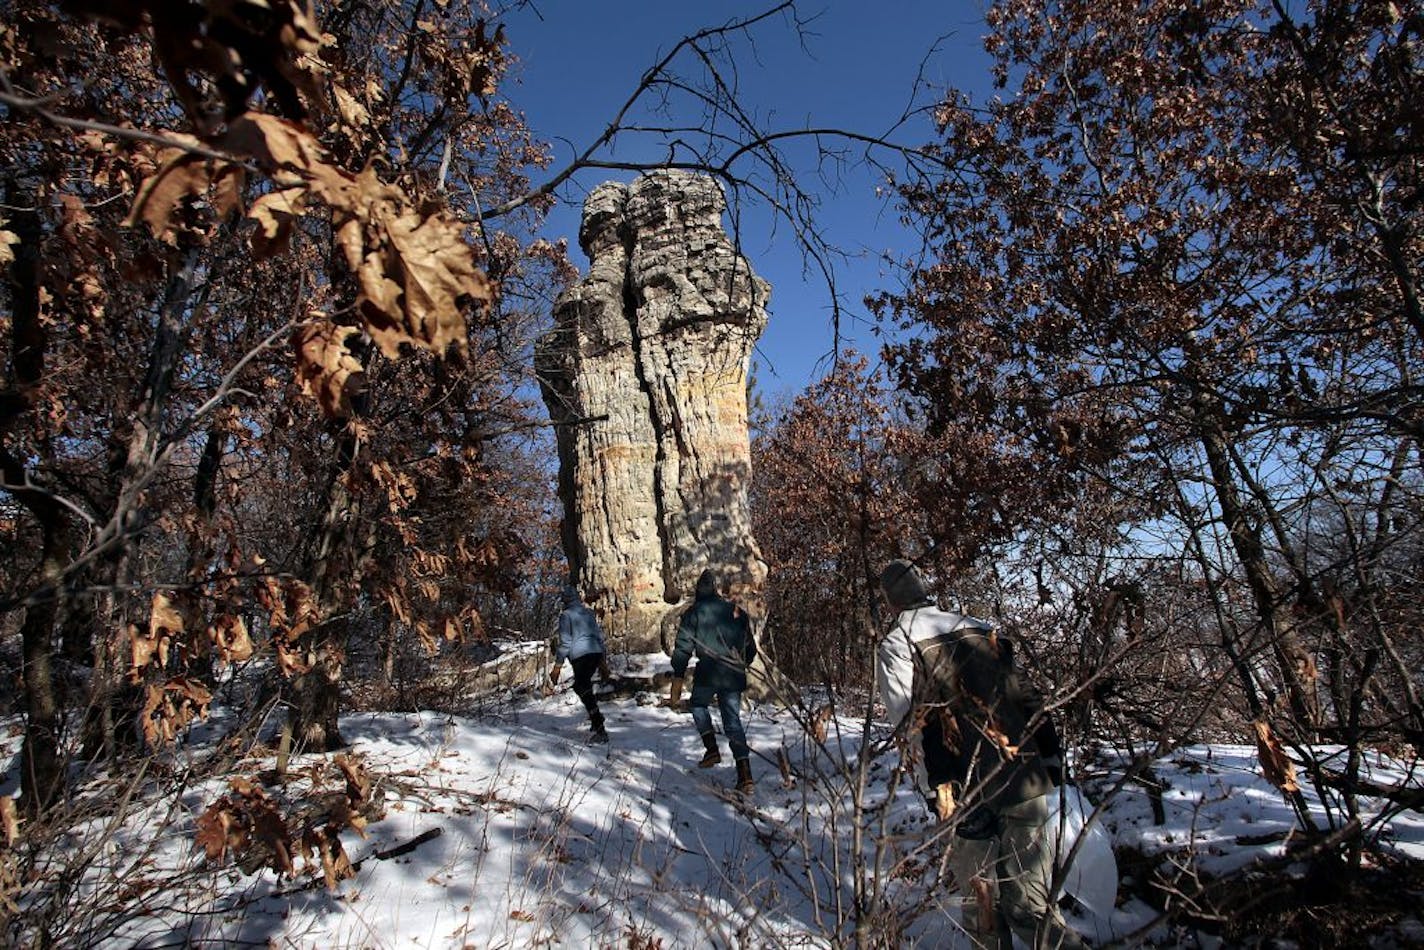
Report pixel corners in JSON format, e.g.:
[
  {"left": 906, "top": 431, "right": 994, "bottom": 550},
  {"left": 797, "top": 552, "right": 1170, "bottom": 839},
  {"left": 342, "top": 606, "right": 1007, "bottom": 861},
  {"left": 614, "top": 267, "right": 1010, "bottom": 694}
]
[
  {"left": 880, "top": 559, "right": 932, "bottom": 610},
  {"left": 561, "top": 584, "right": 581, "bottom": 606},
  {"left": 694, "top": 569, "right": 718, "bottom": 599}
]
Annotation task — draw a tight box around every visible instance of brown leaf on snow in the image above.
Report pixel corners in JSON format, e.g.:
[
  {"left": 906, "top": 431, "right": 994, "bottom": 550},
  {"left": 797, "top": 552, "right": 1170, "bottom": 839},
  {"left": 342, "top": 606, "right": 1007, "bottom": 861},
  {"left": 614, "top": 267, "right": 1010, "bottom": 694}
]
[
  {"left": 324, "top": 836, "right": 353, "bottom": 887},
  {"left": 229, "top": 779, "right": 296, "bottom": 876},
  {"left": 293, "top": 320, "right": 365, "bottom": 417},
  {"left": 249, "top": 800, "right": 296, "bottom": 877},
  {"left": 777, "top": 746, "right": 795, "bottom": 789},
  {"left": 323, "top": 796, "right": 361, "bottom": 839},
  {"left": 173, "top": 676, "right": 213, "bottom": 710},
  {"left": 230, "top": 776, "right": 265, "bottom": 799},
  {"left": 197, "top": 780, "right": 297, "bottom": 877},
  {"left": 194, "top": 800, "right": 245, "bottom": 861},
  {"left": 304, "top": 827, "right": 353, "bottom": 888},
  {"left": 139, "top": 684, "right": 166, "bottom": 744},
  {"left": 335, "top": 754, "right": 372, "bottom": 808}
]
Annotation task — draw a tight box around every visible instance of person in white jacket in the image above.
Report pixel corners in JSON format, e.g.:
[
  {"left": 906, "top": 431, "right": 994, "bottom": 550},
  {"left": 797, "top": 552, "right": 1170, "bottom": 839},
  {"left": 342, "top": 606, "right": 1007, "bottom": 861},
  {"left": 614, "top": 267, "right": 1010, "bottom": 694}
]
[{"left": 876, "top": 559, "right": 1083, "bottom": 950}]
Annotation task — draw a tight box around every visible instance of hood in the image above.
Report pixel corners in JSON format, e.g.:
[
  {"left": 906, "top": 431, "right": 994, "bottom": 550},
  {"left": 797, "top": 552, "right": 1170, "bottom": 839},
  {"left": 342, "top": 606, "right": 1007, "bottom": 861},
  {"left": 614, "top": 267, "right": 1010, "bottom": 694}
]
[{"left": 880, "top": 559, "right": 932, "bottom": 611}]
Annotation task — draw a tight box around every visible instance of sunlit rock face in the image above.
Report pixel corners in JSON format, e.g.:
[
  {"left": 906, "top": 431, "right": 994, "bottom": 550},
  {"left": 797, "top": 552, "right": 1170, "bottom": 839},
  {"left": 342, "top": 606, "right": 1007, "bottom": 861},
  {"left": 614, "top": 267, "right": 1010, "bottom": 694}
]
[{"left": 537, "top": 170, "right": 769, "bottom": 655}]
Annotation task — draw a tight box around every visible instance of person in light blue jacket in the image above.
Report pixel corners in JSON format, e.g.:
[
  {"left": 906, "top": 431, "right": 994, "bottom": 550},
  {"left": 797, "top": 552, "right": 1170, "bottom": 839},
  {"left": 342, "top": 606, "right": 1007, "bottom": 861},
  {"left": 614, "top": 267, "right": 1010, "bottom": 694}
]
[{"left": 550, "top": 585, "right": 610, "bottom": 742}]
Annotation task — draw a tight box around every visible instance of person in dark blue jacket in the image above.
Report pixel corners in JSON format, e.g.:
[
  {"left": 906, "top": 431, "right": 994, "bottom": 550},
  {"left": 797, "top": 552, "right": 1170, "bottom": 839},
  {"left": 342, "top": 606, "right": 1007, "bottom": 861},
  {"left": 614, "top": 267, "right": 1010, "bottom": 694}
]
[
  {"left": 550, "top": 584, "right": 610, "bottom": 743},
  {"left": 667, "top": 569, "right": 757, "bottom": 792}
]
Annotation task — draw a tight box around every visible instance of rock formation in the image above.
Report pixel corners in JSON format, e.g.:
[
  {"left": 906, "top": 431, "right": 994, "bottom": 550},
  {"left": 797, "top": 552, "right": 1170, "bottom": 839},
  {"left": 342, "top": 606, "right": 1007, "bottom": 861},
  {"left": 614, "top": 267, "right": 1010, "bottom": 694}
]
[{"left": 537, "top": 170, "right": 769, "bottom": 656}]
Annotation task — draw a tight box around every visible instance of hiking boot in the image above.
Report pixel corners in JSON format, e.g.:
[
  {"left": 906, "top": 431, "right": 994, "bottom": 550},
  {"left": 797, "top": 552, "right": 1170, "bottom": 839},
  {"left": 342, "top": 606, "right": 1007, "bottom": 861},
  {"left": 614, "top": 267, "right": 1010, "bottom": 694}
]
[
  {"left": 735, "top": 758, "right": 754, "bottom": 794},
  {"left": 697, "top": 731, "right": 722, "bottom": 768}
]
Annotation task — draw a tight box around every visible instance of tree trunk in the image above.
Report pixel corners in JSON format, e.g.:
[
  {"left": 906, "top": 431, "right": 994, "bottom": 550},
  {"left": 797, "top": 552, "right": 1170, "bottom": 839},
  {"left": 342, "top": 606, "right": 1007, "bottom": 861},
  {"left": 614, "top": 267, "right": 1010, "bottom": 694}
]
[
  {"left": 285, "top": 426, "right": 369, "bottom": 750},
  {"left": 19, "top": 522, "right": 67, "bottom": 815},
  {"left": 80, "top": 248, "right": 201, "bottom": 760},
  {"left": 58, "top": 564, "right": 96, "bottom": 666},
  {"left": 1194, "top": 393, "right": 1321, "bottom": 733},
  {"left": 289, "top": 618, "right": 349, "bottom": 751},
  {"left": 3, "top": 185, "right": 67, "bottom": 814}
]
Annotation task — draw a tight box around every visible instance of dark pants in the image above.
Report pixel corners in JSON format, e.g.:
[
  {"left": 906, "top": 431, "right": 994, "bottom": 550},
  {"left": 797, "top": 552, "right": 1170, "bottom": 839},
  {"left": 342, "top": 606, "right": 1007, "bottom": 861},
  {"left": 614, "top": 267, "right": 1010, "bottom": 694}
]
[
  {"left": 570, "top": 653, "right": 603, "bottom": 725},
  {"left": 690, "top": 684, "right": 749, "bottom": 761}
]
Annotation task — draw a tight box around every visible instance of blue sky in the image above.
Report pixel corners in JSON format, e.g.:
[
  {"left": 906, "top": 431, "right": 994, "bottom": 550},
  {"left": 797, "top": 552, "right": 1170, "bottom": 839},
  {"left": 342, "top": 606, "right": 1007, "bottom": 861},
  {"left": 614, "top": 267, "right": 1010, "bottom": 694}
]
[{"left": 498, "top": 2, "right": 997, "bottom": 397}]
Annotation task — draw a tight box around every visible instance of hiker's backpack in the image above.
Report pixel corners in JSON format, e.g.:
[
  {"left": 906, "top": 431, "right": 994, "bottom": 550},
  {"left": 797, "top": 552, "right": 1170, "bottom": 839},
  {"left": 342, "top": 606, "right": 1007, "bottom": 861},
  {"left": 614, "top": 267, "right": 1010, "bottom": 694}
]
[{"left": 908, "top": 620, "right": 1059, "bottom": 808}]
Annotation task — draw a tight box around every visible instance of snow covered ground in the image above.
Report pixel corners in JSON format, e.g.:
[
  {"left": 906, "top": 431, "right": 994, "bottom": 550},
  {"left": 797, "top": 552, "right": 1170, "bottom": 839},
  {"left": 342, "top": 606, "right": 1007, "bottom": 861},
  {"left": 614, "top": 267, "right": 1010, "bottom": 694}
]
[{"left": 6, "top": 673, "right": 1424, "bottom": 948}]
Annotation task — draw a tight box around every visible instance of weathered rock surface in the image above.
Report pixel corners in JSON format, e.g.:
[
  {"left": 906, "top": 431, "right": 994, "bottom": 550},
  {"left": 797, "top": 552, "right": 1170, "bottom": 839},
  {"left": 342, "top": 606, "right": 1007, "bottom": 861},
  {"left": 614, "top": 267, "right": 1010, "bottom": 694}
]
[{"left": 537, "top": 170, "right": 769, "bottom": 658}]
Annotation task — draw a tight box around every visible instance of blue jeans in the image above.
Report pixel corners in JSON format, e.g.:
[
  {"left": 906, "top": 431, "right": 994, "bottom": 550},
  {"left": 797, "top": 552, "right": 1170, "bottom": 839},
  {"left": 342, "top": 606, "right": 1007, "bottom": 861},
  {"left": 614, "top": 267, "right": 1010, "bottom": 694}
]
[{"left": 689, "top": 684, "right": 750, "bottom": 762}]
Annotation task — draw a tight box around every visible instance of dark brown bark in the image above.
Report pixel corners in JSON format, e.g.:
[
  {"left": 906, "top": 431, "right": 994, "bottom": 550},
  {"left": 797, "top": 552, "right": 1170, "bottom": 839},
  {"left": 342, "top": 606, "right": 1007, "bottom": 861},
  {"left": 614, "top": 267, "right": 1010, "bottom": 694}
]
[
  {"left": 289, "top": 617, "right": 349, "bottom": 751},
  {"left": 17, "top": 514, "right": 68, "bottom": 815},
  {"left": 81, "top": 250, "right": 201, "bottom": 760},
  {"left": 3, "top": 186, "right": 67, "bottom": 813},
  {"left": 1193, "top": 392, "right": 1321, "bottom": 733},
  {"left": 285, "top": 427, "right": 366, "bottom": 751}
]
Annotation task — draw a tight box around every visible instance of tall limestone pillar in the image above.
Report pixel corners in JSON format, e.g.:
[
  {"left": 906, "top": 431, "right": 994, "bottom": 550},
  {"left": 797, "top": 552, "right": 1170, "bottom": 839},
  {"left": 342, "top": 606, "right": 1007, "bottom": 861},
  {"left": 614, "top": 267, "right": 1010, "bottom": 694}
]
[{"left": 537, "top": 170, "right": 769, "bottom": 656}]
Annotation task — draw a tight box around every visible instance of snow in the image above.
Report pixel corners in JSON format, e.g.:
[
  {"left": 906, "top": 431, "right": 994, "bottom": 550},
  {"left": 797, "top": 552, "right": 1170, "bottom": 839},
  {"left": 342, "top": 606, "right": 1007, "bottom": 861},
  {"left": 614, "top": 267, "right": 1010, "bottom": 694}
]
[{"left": 8, "top": 684, "right": 1424, "bottom": 948}]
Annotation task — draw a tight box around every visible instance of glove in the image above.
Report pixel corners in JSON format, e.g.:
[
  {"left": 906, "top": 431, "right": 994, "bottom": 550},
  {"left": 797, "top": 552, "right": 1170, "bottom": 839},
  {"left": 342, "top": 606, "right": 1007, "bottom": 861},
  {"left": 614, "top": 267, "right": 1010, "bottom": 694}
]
[
  {"left": 598, "top": 658, "right": 612, "bottom": 681},
  {"left": 660, "top": 676, "right": 684, "bottom": 709},
  {"left": 548, "top": 666, "right": 560, "bottom": 687},
  {"left": 933, "top": 783, "right": 957, "bottom": 822}
]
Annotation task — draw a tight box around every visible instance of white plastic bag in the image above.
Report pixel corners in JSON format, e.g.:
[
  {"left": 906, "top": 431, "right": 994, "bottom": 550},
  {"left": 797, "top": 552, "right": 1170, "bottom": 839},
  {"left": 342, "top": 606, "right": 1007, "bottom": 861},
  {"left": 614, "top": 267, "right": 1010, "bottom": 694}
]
[{"left": 1038, "top": 785, "right": 1118, "bottom": 920}]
